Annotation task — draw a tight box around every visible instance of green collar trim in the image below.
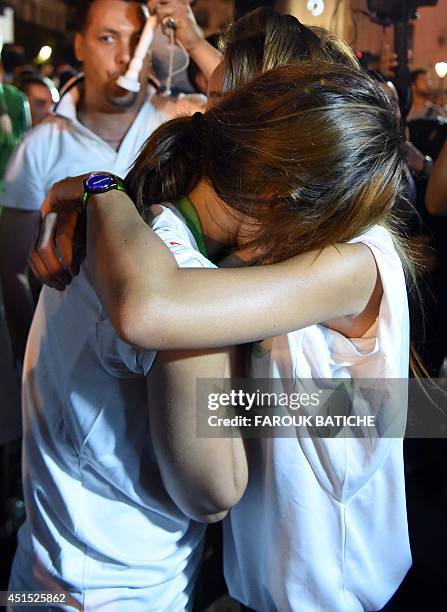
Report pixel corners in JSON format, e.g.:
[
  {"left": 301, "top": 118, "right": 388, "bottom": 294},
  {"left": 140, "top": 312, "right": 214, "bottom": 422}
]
[{"left": 172, "top": 196, "right": 208, "bottom": 258}]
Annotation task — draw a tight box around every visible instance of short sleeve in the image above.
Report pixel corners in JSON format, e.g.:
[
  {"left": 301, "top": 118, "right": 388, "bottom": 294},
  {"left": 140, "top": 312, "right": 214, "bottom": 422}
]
[
  {"left": 96, "top": 314, "right": 156, "bottom": 377},
  {"left": 1, "top": 129, "right": 46, "bottom": 211},
  {"left": 96, "top": 206, "right": 217, "bottom": 379}
]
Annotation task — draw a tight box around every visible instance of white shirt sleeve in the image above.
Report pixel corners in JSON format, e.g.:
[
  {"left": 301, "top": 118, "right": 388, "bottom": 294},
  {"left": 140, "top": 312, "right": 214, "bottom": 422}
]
[
  {"left": 1, "top": 128, "right": 47, "bottom": 211},
  {"left": 97, "top": 206, "right": 216, "bottom": 377}
]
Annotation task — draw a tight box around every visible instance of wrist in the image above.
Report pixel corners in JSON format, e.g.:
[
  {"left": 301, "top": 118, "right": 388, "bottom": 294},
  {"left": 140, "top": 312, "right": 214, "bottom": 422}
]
[
  {"left": 186, "top": 34, "right": 208, "bottom": 57},
  {"left": 88, "top": 189, "right": 122, "bottom": 206},
  {"left": 80, "top": 172, "right": 126, "bottom": 212},
  {"left": 87, "top": 189, "right": 128, "bottom": 219}
]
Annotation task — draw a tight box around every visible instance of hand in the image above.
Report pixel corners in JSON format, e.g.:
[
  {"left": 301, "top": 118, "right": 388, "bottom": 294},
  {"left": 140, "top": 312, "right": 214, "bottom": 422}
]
[
  {"left": 28, "top": 174, "right": 90, "bottom": 290},
  {"left": 147, "top": 0, "right": 204, "bottom": 53}
]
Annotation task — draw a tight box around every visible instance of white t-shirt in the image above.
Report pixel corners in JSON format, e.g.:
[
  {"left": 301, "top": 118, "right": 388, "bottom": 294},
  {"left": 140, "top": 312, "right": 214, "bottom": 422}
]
[
  {"left": 224, "top": 226, "right": 411, "bottom": 612},
  {"left": 0, "top": 91, "right": 168, "bottom": 212},
  {"left": 10, "top": 206, "right": 216, "bottom": 611}
]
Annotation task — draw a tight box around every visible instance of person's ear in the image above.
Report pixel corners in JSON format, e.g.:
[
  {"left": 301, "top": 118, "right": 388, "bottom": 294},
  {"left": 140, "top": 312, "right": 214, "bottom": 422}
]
[{"left": 74, "top": 33, "right": 85, "bottom": 63}]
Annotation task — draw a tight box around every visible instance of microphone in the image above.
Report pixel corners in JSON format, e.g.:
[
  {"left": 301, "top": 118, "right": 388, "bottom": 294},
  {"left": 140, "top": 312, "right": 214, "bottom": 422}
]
[{"left": 117, "top": 14, "right": 158, "bottom": 93}]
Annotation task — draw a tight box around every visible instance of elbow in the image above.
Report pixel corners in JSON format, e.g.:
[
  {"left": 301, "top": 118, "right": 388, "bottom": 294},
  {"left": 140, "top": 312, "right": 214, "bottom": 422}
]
[
  {"left": 182, "top": 493, "right": 240, "bottom": 524},
  {"left": 177, "top": 478, "right": 248, "bottom": 524},
  {"left": 190, "top": 509, "right": 230, "bottom": 524},
  {"left": 110, "top": 295, "right": 164, "bottom": 350},
  {"left": 110, "top": 304, "right": 144, "bottom": 347}
]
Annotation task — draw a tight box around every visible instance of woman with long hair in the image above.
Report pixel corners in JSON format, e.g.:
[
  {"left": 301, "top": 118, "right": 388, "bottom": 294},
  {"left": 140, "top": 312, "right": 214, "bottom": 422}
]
[{"left": 24, "top": 11, "right": 410, "bottom": 611}]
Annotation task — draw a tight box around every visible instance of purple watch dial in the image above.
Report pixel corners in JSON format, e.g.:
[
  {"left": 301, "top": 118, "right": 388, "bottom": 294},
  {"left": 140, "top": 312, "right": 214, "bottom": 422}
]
[{"left": 85, "top": 173, "right": 116, "bottom": 192}]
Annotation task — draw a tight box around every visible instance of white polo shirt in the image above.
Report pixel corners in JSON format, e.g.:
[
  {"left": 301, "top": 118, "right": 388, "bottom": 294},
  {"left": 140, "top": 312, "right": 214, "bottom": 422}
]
[
  {"left": 9, "top": 206, "right": 216, "bottom": 611},
  {"left": 0, "top": 91, "right": 168, "bottom": 212}
]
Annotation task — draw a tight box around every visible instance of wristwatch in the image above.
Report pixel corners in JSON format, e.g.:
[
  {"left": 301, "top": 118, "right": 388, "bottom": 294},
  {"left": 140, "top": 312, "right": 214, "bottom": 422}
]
[{"left": 81, "top": 172, "right": 126, "bottom": 209}]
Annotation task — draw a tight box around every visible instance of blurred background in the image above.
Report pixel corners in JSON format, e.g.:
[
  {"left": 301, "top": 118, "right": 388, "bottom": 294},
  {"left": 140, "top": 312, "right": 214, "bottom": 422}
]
[{"left": 1, "top": 1, "right": 447, "bottom": 79}]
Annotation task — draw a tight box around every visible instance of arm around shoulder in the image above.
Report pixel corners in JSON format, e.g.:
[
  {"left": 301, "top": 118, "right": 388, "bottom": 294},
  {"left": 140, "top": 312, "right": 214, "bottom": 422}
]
[{"left": 85, "top": 190, "right": 379, "bottom": 350}]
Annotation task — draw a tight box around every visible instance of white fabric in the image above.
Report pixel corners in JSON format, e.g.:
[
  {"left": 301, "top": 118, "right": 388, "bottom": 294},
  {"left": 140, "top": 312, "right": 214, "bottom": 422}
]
[
  {"left": 151, "top": 26, "right": 195, "bottom": 94},
  {"left": 224, "top": 225, "right": 412, "bottom": 612},
  {"left": 10, "top": 206, "right": 216, "bottom": 611},
  {"left": 0, "top": 91, "right": 167, "bottom": 211}
]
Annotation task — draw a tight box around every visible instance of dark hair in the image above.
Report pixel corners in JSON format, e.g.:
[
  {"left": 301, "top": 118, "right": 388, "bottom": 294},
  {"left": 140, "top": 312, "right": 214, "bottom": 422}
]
[
  {"left": 74, "top": 0, "right": 145, "bottom": 33},
  {"left": 218, "top": 8, "right": 359, "bottom": 93},
  {"left": 1, "top": 44, "right": 26, "bottom": 74},
  {"left": 16, "top": 73, "right": 53, "bottom": 95},
  {"left": 125, "top": 61, "right": 404, "bottom": 264},
  {"left": 411, "top": 69, "right": 428, "bottom": 84}
]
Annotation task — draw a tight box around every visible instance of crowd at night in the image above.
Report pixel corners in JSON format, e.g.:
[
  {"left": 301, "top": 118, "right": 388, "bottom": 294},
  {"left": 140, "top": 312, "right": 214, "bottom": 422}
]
[{"left": 1, "top": 1, "right": 447, "bottom": 610}]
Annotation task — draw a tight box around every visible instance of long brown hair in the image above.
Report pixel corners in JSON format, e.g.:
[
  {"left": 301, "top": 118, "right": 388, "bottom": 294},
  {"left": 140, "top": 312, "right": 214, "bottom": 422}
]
[
  {"left": 219, "top": 7, "right": 360, "bottom": 94},
  {"left": 125, "top": 62, "right": 405, "bottom": 263}
]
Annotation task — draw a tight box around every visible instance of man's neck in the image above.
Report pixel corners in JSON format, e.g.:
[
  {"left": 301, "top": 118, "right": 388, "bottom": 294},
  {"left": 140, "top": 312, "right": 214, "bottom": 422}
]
[{"left": 77, "top": 88, "right": 146, "bottom": 150}]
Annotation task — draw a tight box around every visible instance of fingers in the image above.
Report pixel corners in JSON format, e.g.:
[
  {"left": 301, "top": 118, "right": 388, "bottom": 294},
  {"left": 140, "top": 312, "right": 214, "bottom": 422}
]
[
  {"left": 70, "top": 211, "right": 87, "bottom": 277},
  {"left": 40, "top": 191, "right": 59, "bottom": 218},
  {"left": 41, "top": 174, "right": 89, "bottom": 216},
  {"left": 55, "top": 210, "right": 78, "bottom": 273},
  {"left": 29, "top": 250, "right": 66, "bottom": 292},
  {"left": 32, "top": 174, "right": 102, "bottom": 289},
  {"left": 147, "top": 0, "right": 189, "bottom": 21},
  {"left": 29, "top": 213, "right": 73, "bottom": 290},
  {"left": 148, "top": 0, "right": 190, "bottom": 15},
  {"left": 147, "top": 0, "right": 202, "bottom": 50}
]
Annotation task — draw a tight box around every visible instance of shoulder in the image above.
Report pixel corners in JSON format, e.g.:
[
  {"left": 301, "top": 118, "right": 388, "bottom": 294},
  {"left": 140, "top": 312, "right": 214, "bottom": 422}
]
[
  {"left": 151, "top": 204, "right": 216, "bottom": 270},
  {"left": 4, "top": 118, "right": 60, "bottom": 174},
  {"left": 18, "top": 114, "right": 72, "bottom": 151},
  {"left": 151, "top": 93, "right": 207, "bottom": 119},
  {"left": 349, "top": 225, "right": 405, "bottom": 276},
  {"left": 350, "top": 224, "right": 394, "bottom": 247}
]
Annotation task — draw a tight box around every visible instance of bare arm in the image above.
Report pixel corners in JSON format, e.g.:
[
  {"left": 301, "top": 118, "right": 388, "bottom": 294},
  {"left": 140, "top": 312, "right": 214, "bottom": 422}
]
[
  {"left": 31, "top": 178, "right": 379, "bottom": 350},
  {"left": 148, "top": 0, "right": 221, "bottom": 80},
  {"left": 0, "top": 208, "right": 40, "bottom": 361},
  {"left": 147, "top": 346, "right": 248, "bottom": 523},
  {"left": 426, "top": 138, "right": 447, "bottom": 215},
  {"left": 86, "top": 191, "right": 378, "bottom": 350}
]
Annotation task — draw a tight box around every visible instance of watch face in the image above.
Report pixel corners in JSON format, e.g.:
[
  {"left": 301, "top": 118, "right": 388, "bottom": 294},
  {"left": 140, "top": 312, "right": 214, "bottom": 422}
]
[{"left": 85, "top": 173, "right": 116, "bottom": 192}]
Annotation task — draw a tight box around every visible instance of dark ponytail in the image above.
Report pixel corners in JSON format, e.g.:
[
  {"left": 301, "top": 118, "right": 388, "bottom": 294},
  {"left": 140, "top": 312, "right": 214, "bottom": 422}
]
[{"left": 124, "top": 114, "right": 205, "bottom": 222}]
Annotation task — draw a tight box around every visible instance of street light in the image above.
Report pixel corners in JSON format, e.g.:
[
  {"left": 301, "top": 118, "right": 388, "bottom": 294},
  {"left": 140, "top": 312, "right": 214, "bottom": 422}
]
[
  {"left": 36, "top": 45, "right": 52, "bottom": 64},
  {"left": 435, "top": 62, "right": 447, "bottom": 79},
  {"left": 307, "top": 1, "right": 325, "bottom": 17},
  {"left": 435, "top": 62, "right": 447, "bottom": 100}
]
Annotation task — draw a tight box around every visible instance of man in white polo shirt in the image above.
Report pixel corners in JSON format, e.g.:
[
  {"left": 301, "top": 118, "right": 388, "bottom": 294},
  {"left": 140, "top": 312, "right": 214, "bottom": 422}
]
[{"left": 0, "top": 0, "right": 219, "bottom": 364}]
